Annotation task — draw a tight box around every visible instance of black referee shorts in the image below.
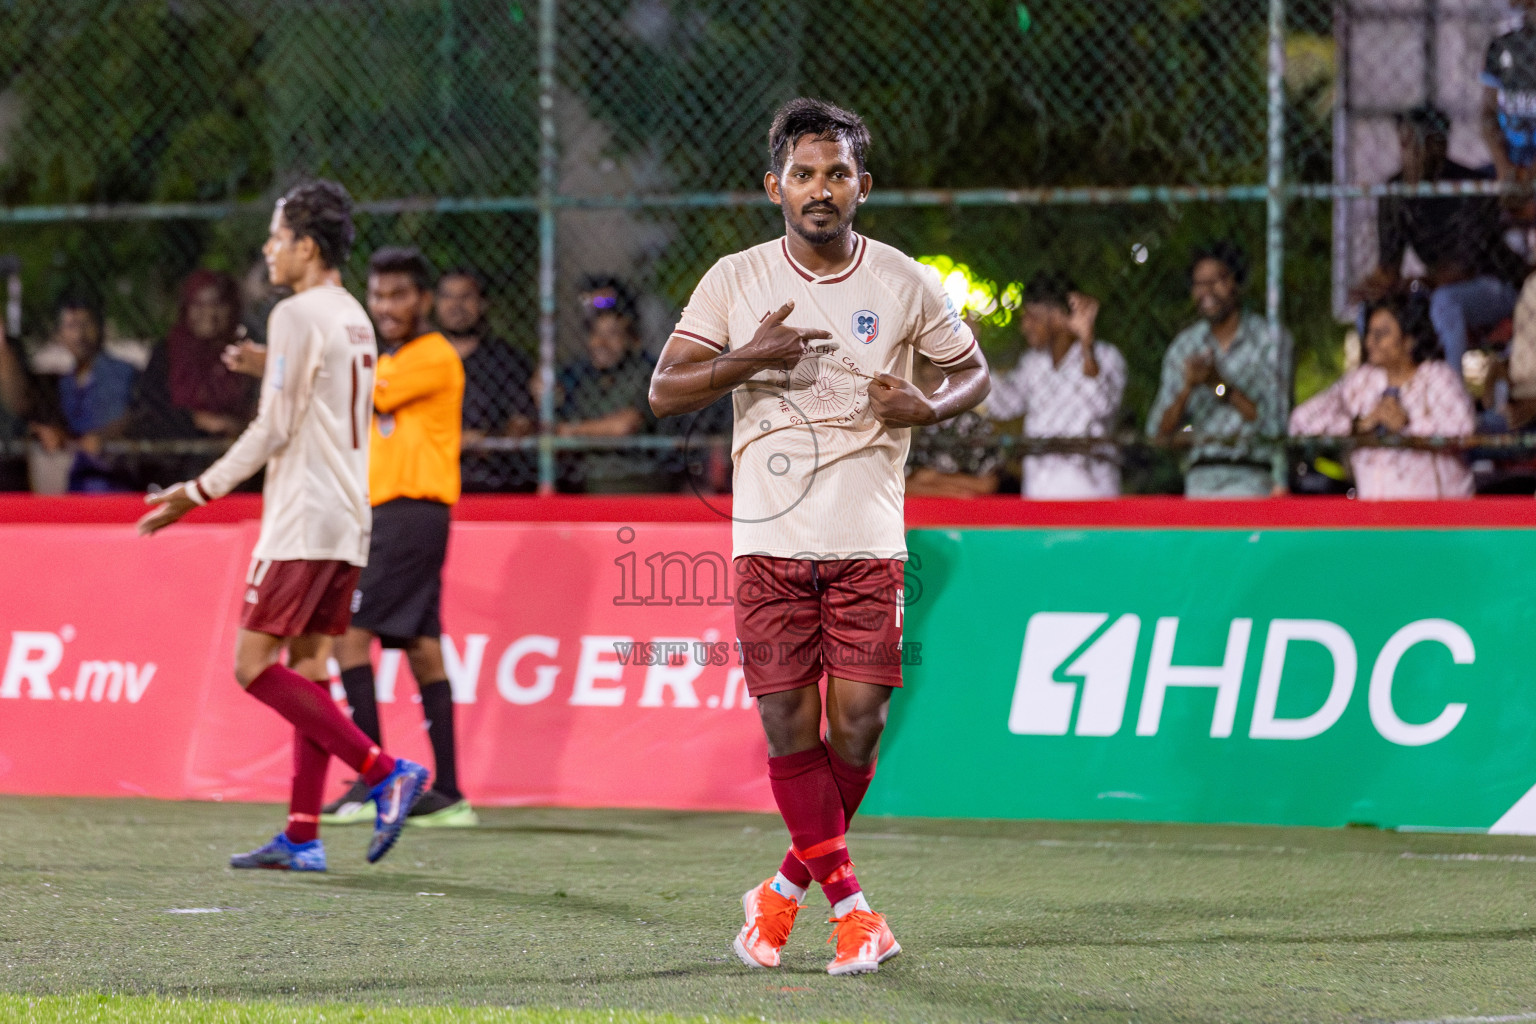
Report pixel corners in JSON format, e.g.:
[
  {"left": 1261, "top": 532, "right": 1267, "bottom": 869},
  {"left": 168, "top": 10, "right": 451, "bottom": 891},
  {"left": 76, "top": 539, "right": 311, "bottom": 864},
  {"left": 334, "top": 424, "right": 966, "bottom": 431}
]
[{"left": 352, "top": 497, "right": 451, "bottom": 648}]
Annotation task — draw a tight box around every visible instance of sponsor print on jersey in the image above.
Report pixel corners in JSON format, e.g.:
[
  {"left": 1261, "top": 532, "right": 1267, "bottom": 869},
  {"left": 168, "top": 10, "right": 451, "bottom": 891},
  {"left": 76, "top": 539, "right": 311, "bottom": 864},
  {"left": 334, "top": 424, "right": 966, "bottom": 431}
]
[
  {"left": 852, "top": 310, "right": 879, "bottom": 345},
  {"left": 787, "top": 355, "right": 865, "bottom": 421},
  {"left": 941, "top": 294, "right": 964, "bottom": 335}
]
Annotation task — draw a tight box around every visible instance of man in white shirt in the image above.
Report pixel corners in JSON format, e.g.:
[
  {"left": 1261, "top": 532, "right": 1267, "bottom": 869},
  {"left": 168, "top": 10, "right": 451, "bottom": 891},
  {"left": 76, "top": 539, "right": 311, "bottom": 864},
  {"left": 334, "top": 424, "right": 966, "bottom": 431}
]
[
  {"left": 137, "top": 181, "right": 428, "bottom": 871},
  {"left": 986, "top": 272, "right": 1125, "bottom": 498},
  {"left": 650, "top": 98, "right": 989, "bottom": 976}
]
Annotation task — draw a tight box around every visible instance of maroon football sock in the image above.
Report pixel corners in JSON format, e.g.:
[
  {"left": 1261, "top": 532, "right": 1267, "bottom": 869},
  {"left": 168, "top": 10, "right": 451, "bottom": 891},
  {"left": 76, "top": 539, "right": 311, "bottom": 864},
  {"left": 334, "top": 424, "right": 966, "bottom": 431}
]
[
  {"left": 782, "top": 743, "right": 877, "bottom": 888},
  {"left": 284, "top": 728, "right": 328, "bottom": 844},
  {"left": 767, "top": 744, "right": 861, "bottom": 907},
  {"left": 247, "top": 663, "right": 395, "bottom": 785},
  {"left": 825, "top": 742, "right": 877, "bottom": 819}
]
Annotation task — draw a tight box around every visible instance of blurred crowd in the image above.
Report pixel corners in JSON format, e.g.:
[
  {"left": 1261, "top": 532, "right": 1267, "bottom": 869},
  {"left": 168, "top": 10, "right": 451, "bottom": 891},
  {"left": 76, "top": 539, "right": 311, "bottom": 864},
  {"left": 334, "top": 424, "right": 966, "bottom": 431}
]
[
  {"left": 8, "top": 5, "right": 1536, "bottom": 501},
  {"left": 0, "top": 203, "right": 1526, "bottom": 502},
  {"left": 909, "top": 0, "right": 1536, "bottom": 502}
]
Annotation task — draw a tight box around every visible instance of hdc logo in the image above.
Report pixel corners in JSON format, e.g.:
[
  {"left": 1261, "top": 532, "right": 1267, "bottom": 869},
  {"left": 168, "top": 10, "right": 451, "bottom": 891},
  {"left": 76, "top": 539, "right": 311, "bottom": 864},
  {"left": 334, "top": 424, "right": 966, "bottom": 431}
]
[{"left": 1009, "top": 613, "right": 1473, "bottom": 747}]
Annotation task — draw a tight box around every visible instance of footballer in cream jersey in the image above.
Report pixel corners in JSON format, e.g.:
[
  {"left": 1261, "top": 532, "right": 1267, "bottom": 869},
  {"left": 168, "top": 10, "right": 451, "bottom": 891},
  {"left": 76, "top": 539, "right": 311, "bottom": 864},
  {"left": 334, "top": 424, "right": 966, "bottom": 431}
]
[
  {"left": 649, "top": 99, "right": 989, "bottom": 977},
  {"left": 139, "top": 181, "right": 428, "bottom": 873}
]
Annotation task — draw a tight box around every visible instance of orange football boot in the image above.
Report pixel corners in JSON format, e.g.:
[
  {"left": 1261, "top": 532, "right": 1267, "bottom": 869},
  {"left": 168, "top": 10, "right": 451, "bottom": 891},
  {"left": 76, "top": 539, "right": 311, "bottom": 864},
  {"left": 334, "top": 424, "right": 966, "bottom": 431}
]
[
  {"left": 732, "top": 879, "right": 802, "bottom": 968},
  {"left": 825, "top": 908, "right": 901, "bottom": 975}
]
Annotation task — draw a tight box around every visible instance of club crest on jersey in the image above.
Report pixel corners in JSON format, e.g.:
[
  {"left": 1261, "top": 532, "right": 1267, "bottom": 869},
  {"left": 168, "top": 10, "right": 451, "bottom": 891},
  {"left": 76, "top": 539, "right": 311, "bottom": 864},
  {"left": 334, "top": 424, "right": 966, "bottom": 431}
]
[
  {"left": 852, "top": 310, "right": 879, "bottom": 345},
  {"left": 377, "top": 412, "right": 396, "bottom": 438}
]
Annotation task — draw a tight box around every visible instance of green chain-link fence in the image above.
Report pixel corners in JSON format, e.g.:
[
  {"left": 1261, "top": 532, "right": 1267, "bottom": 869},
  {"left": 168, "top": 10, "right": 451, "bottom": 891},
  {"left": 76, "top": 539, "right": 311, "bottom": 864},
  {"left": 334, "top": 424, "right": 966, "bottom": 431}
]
[{"left": 0, "top": 0, "right": 1528, "bottom": 497}]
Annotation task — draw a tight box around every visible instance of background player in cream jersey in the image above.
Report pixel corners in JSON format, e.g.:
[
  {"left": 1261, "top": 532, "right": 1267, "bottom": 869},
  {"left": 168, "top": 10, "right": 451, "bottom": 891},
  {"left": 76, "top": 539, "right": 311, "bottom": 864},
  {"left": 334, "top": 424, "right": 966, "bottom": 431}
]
[
  {"left": 650, "top": 99, "right": 989, "bottom": 975},
  {"left": 137, "top": 180, "right": 429, "bottom": 871}
]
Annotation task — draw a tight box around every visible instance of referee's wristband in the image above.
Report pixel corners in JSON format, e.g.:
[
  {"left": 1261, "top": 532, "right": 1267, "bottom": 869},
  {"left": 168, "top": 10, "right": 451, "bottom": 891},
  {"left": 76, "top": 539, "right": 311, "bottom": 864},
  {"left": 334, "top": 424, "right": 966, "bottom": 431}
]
[{"left": 184, "top": 479, "right": 210, "bottom": 506}]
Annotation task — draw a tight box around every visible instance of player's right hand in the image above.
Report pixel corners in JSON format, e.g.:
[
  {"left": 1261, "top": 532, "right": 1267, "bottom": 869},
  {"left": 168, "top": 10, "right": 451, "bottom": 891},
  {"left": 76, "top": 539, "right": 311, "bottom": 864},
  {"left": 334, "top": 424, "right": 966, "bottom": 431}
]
[
  {"left": 136, "top": 482, "right": 198, "bottom": 536},
  {"left": 743, "top": 300, "right": 831, "bottom": 371},
  {"left": 222, "top": 340, "right": 267, "bottom": 378}
]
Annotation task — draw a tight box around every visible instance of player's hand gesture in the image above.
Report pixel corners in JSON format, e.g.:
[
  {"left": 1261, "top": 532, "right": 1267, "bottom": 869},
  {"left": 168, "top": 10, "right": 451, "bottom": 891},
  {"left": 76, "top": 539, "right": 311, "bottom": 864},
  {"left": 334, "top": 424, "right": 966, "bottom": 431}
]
[
  {"left": 136, "top": 482, "right": 199, "bottom": 536},
  {"left": 867, "top": 372, "right": 938, "bottom": 428},
  {"left": 742, "top": 300, "right": 831, "bottom": 371},
  {"left": 222, "top": 340, "right": 267, "bottom": 378}
]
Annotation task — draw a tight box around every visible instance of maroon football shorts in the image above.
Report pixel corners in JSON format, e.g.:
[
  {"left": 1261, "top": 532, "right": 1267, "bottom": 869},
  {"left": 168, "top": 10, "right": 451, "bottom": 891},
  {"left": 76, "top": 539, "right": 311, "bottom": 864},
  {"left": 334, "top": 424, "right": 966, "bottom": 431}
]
[
  {"left": 240, "top": 558, "right": 362, "bottom": 638},
  {"left": 733, "top": 555, "right": 906, "bottom": 697}
]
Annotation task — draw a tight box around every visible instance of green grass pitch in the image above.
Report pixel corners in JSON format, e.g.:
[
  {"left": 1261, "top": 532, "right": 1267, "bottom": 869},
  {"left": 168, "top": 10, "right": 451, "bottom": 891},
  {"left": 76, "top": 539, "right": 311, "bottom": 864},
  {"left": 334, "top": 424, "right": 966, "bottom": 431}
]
[{"left": 3, "top": 796, "right": 1536, "bottom": 1023}]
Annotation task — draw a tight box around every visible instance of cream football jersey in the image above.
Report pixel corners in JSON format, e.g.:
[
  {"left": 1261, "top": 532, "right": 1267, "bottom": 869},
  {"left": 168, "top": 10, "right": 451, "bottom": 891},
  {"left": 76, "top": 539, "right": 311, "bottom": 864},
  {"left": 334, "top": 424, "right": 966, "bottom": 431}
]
[
  {"left": 197, "top": 284, "right": 377, "bottom": 566},
  {"left": 673, "top": 233, "right": 978, "bottom": 560}
]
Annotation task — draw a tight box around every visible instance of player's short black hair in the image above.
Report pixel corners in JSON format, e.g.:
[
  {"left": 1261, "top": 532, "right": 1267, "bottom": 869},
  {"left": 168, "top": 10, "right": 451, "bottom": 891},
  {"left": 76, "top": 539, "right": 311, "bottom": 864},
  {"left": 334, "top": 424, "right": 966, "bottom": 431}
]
[
  {"left": 767, "top": 98, "right": 871, "bottom": 176},
  {"left": 438, "top": 265, "right": 487, "bottom": 296},
  {"left": 1395, "top": 103, "right": 1450, "bottom": 139},
  {"left": 277, "top": 180, "right": 355, "bottom": 270},
  {"left": 1023, "top": 270, "right": 1076, "bottom": 311},
  {"left": 368, "top": 246, "right": 434, "bottom": 293},
  {"left": 1365, "top": 292, "right": 1443, "bottom": 364},
  {"left": 578, "top": 274, "right": 638, "bottom": 328},
  {"left": 1188, "top": 240, "right": 1248, "bottom": 288},
  {"left": 54, "top": 290, "right": 103, "bottom": 330}
]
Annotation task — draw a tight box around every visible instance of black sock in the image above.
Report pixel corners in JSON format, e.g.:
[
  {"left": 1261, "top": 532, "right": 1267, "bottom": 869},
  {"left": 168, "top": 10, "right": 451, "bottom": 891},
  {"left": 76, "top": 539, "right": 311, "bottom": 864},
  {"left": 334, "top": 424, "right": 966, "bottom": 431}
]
[
  {"left": 339, "top": 664, "right": 382, "bottom": 749},
  {"left": 419, "top": 679, "right": 461, "bottom": 800}
]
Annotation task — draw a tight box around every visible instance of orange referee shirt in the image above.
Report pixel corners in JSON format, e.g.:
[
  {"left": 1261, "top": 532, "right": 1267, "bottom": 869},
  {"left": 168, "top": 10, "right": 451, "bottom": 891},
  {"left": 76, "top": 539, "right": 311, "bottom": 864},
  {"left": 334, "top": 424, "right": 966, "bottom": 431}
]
[{"left": 370, "top": 331, "right": 465, "bottom": 507}]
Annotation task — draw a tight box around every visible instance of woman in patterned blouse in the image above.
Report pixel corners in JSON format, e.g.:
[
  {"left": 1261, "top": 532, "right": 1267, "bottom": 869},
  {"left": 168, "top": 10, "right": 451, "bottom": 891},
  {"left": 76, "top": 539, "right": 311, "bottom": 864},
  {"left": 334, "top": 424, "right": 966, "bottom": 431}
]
[{"left": 1290, "top": 294, "right": 1475, "bottom": 499}]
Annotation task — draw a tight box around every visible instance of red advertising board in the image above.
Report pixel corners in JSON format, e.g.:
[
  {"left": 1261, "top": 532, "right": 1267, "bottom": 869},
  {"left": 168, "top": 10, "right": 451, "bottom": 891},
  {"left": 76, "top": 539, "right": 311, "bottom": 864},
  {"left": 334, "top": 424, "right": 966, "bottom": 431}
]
[
  {"left": 11, "top": 494, "right": 1536, "bottom": 813},
  {"left": 3, "top": 520, "right": 772, "bottom": 811}
]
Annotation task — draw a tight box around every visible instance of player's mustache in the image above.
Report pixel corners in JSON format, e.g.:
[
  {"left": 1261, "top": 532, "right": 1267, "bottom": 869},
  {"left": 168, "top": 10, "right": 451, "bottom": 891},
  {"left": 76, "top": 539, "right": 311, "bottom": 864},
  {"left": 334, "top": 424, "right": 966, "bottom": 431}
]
[{"left": 801, "top": 203, "right": 838, "bottom": 216}]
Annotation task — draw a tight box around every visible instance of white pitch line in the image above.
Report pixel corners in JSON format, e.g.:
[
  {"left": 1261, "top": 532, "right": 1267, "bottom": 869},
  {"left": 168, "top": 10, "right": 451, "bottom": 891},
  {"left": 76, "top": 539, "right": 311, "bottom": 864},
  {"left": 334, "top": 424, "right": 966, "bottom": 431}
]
[
  {"left": 1390, "top": 1013, "right": 1536, "bottom": 1024},
  {"left": 1399, "top": 852, "right": 1536, "bottom": 864}
]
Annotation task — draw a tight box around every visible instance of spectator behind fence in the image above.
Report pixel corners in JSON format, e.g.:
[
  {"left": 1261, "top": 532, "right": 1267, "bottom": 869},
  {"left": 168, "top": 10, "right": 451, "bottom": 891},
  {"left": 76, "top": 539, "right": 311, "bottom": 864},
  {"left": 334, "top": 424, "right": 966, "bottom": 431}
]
[
  {"left": 1507, "top": 269, "right": 1536, "bottom": 428},
  {"left": 1148, "top": 242, "right": 1292, "bottom": 497},
  {"left": 0, "top": 314, "right": 48, "bottom": 490},
  {"left": 436, "top": 267, "right": 537, "bottom": 491},
  {"left": 905, "top": 354, "right": 1002, "bottom": 497},
  {"left": 0, "top": 315, "right": 40, "bottom": 433},
  {"left": 131, "top": 269, "right": 256, "bottom": 441},
  {"left": 1290, "top": 294, "right": 1473, "bottom": 499},
  {"left": 239, "top": 257, "right": 282, "bottom": 346},
  {"left": 985, "top": 272, "right": 1125, "bottom": 498},
  {"left": 33, "top": 295, "right": 136, "bottom": 492},
  {"left": 1481, "top": 0, "right": 1536, "bottom": 198},
  {"left": 1356, "top": 105, "right": 1525, "bottom": 373},
  {"left": 546, "top": 276, "right": 662, "bottom": 492}
]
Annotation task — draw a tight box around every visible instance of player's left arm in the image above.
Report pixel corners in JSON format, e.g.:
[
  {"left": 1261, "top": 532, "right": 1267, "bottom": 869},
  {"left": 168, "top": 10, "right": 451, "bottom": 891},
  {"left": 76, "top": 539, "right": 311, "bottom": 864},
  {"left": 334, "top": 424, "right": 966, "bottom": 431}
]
[
  {"left": 868, "top": 349, "right": 989, "bottom": 429},
  {"left": 138, "top": 307, "right": 310, "bottom": 535},
  {"left": 873, "top": 270, "right": 991, "bottom": 427}
]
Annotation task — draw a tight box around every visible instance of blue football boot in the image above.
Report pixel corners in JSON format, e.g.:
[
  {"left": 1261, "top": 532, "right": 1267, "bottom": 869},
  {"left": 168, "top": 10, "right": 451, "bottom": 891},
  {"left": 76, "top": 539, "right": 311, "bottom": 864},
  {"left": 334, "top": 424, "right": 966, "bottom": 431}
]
[
  {"left": 366, "top": 758, "right": 430, "bottom": 863},
  {"left": 229, "top": 833, "right": 327, "bottom": 872}
]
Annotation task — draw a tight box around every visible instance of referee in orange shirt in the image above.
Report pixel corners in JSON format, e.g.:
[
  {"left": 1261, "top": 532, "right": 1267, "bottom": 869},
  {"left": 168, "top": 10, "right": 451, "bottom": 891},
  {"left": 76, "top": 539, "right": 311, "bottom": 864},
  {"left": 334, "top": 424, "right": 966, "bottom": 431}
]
[{"left": 325, "top": 247, "right": 476, "bottom": 827}]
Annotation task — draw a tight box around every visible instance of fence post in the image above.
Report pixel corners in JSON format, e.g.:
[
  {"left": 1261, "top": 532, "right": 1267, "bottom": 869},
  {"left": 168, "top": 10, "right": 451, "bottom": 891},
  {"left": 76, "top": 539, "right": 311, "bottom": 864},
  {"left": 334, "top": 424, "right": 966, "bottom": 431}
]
[
  {"left": 1266, "top": 0, "right": 1287, "bottom": 369},
  {"left": 536, "top": 0, "right": 559, "bottom": 494}
]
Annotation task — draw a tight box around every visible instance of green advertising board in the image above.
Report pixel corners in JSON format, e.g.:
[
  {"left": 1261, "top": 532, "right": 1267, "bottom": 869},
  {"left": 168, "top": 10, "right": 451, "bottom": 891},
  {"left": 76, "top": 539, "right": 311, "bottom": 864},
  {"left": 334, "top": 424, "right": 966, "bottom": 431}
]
[{"left": 868, "top": 528, "right": 1536, "bottom": 832}]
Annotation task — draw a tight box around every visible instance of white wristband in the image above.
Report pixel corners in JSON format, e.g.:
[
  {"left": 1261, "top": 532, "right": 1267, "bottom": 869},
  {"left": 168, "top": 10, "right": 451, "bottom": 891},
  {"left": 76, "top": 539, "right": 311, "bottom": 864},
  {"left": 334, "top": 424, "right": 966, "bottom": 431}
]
[{"left": 184, "top": 480, "right": 209, "bottom": 506}]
